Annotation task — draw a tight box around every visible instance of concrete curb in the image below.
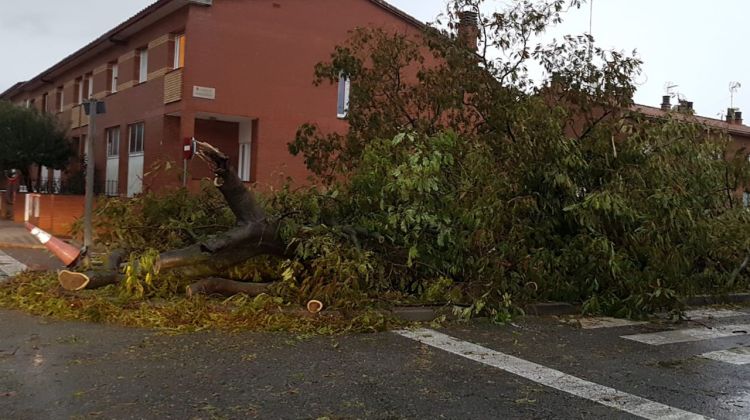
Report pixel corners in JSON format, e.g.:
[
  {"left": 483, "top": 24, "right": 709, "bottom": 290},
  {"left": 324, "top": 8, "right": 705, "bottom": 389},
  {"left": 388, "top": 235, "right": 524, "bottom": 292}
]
[
  {"left": 391, "top": 306, "right": 455, "bottom": 323},
  {"left": 0, "top": 242, "right": 46, "bottom": 250},
  {"left": 390, "top": 302, "right": 583, "bottom": 322},
  {"left": 524, "top": 302, "right": 581, "bottom": 316},
  {"left": 390, "top": 294, "right": 750, "bottom": 323},
  {"left": 685, "top": 293, "right": 750, "bottom": 306}
]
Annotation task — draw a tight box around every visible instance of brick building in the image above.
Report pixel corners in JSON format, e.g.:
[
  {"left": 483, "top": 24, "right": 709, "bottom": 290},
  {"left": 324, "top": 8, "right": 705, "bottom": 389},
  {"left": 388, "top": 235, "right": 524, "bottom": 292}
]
[{"left": 0, "top": 0, "right": 424, "bottom": 197}]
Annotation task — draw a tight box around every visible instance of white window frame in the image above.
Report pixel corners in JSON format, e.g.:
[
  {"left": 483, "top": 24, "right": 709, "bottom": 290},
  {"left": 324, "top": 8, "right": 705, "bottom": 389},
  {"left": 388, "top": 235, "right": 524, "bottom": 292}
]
[
  {"left": 76, "top": 78, "right": 84, "bottom": 104},
  {"left": 129, "top": 122, "right": 145, "bottom": 154},
  {"left": 138, "top": 49, "right": 149, "bottom": 83},
  {"left": 87, "top": 74, "right": 94, "bottom": 99},
  {"left": 173, "top": 34, "right": 185, "bottom": 69},
  {"left": 111, "top": 63, "right": 119, "bottom": 93},
  {"left": 337, "top": 73, "right": 351, "bottom": 119},
  {"left": 239, "top": 143, "right": 251, "bottom": 182},
  {"left": 106, "top": 127, "right": 120, "bottom": 157},
  {"left": 238, "top": 121, "right": 253, "bottom": 182}
]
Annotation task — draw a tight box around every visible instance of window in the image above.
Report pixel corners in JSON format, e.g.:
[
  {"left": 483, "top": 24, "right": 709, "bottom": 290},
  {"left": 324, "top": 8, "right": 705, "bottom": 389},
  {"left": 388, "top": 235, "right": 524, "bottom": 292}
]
[
  {"left": 86, "top": 74, "right": 94, "bottom": 99},
  {"left": 239, "top": 143, "right": 251, "bottom": 182},
  {"left": 76, "top": 77, "right": 83, "bottom": 104},
  {"left": 173, "top": 34, "right": 185, "bottom": 69},
  {"left": 56, "top": 87, "right": 64, "bottom": 112},
  {"left": 238, "top": 121, "right": 253, "bottom": 182},
  {"left": 128, "top": 122, "right": 145, "bottom": 154},
  {"left": 106, "top": 127, "right": 120, "bottom": 157},
  {"left": 110, "top": 63, "right": 119, "bottom": 93},
  {"left": 138, "top": 49, "right": 149, "bottom": 83},
  {"left": 337, "top": 74, "right": 350, "bottom": 118},
  {"left": 42, "top": 93, "right": 48, "bottom": 113}
]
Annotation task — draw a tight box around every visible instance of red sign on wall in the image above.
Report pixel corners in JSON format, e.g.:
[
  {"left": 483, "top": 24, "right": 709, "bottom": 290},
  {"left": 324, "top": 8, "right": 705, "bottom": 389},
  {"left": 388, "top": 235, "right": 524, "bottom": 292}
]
[{"left": 183, "top": 137, "right": 195, "bottom": 160}]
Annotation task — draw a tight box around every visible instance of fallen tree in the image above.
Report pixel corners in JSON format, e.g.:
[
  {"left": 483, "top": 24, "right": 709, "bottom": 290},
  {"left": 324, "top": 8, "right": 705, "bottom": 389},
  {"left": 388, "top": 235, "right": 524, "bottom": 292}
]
[{"left": 57, "top": 0, "right": 750, "bottom": 319}]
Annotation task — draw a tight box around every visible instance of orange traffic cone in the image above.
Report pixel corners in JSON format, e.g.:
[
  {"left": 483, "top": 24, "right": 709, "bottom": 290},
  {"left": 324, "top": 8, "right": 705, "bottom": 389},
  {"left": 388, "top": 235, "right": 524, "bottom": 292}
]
[{"left": 25, "top": 223, "right": 81, "bottom": 267}]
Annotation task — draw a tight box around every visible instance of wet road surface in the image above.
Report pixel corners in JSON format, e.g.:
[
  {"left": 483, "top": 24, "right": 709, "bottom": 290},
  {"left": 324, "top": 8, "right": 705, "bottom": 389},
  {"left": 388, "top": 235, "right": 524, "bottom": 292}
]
[{"left": 1, "top": 308, "right": 749, "bottom": 419}]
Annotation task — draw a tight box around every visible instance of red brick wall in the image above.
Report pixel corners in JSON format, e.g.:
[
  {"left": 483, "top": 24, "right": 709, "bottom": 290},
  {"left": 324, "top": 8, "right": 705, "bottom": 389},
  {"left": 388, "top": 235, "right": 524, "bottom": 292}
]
[
  {"left": 13, "top": 194, "right": 86, "bottom": 237},
  {"left": 180, "top": 0, "right": 425, "bottom": 187}
]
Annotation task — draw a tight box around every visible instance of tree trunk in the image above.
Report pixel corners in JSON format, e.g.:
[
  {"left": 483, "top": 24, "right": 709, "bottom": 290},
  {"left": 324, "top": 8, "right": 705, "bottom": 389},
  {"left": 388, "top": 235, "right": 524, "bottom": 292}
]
[
  {"left": 58, "top": 269, "right": 122, "bottom": 291},
  {"left": 36, "top": 165, "right": 42, "bottom": 192},
  {"left": 186, "top": 278, "right": 273, "bottom": 298},
  {"left": 20, "top": 167, "right": 32, "bottom": 192}
]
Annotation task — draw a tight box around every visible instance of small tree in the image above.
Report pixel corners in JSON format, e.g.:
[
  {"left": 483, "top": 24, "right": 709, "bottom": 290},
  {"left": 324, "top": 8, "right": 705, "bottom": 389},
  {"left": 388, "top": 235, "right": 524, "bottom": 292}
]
[{"left": 0, "top": 100, "right": 74, "bottom": 190}]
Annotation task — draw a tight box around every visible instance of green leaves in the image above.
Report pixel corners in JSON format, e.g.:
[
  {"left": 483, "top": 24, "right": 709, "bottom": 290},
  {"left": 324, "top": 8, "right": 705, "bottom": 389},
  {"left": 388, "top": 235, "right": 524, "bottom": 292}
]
[{"left": 0, "top": 100, "right": 73, "bottom": 182}]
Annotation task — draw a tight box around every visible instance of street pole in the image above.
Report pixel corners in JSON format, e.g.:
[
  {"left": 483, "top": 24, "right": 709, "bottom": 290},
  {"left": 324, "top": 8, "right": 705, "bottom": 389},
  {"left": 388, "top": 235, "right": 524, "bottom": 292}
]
[{"left": 84, "top": 100, "right": 97, "bottom": 253}]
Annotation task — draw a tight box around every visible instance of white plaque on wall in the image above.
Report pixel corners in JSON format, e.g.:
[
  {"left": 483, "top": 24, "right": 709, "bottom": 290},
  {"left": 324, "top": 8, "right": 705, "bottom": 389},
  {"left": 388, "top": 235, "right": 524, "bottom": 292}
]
[{"left": 193, "top": 86, "right": 216, "bottom": 100}]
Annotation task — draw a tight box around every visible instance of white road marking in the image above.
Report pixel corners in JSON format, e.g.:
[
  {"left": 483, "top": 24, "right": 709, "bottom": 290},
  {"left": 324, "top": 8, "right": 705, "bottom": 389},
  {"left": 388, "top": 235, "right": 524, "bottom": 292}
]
[
  {"left": 0, "top": 250, "right": 27, "bottom": 279},
  {"left": 622, "top": 324, "right": 750, "bottom": 346},
  {"left": 574, "top": 308, "right": 746, "bottom": 330},
  {"left": 701, "top": 347, "right": 750, "bottom": 365},
  {"left": 683, "top": 309, "right": 746, "bottom": 320},
  {"left": 577, "top": 317, "right": 648, "bottom": 329},
  {"left": 396, "top": 328, "right": 710, "bottom": 420}
]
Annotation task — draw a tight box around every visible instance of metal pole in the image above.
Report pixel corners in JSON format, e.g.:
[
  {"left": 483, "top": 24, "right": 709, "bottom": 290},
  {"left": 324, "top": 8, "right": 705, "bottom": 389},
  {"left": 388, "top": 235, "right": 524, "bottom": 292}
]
[
  {"left": 84, "top": 100, "right": 97, "bottom": 251},
  {"left": 183, "top": 158, "right": 188, "bottom": 187}
]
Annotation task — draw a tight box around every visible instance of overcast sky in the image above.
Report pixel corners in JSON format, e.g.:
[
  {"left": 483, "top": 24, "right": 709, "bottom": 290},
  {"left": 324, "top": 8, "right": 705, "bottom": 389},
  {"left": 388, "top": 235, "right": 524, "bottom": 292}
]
[{"left": 2, "top": 1, "right": 748, "bottom": 120}]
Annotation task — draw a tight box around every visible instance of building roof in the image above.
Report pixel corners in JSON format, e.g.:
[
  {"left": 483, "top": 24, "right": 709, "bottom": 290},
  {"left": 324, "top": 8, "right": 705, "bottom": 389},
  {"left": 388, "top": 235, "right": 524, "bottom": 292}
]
[
  {"left": 0, "top": 82, "right": 26, "bottom": 99},
  {"left": 0, "top": 0, "right": 426, "bottom": 101},
  {"left": 631, "top": 104, "right": 750, "bottom": 138}
]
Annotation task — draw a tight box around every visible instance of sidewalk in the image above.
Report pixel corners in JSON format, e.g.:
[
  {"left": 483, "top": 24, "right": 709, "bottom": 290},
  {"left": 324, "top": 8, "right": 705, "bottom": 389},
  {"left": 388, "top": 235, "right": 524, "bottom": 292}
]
[
  {"left": 0, "top": 219, "right": 44, "bottom": 250},
  {"left": 0, "top": 220, "right": 63, "bottom": 278}
]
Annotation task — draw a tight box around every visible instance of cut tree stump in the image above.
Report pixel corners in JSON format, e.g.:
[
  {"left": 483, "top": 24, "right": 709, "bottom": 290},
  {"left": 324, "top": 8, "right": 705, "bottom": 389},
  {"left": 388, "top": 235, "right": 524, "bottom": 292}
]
[{"left": 58, "top": 270, "right": 122, "bottom": 291}]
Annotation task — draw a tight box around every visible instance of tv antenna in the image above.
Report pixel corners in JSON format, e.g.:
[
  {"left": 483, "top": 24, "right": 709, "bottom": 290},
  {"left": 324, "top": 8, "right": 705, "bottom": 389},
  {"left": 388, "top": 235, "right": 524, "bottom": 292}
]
[
  {"left": 664, "top": 82, "right": 682, "bottom": 100},
  {"left": 729, "top": 81, "right": 741, "bottom": 108}
]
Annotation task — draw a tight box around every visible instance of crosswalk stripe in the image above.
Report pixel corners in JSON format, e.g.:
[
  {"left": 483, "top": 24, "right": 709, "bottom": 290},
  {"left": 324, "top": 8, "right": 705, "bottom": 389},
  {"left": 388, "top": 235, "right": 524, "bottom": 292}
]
[
  {"left": 575, "top": 308, "right": 747, "bottom": 330},
  {"left": 0, "top": 250, "right": 27, "bottom": 279},
  {"left": 397, "top": 328, "right": 711, "bottom": 420},
  {"left": 700, "top": 347, "right": 750, "bottom": 365},
  {"left": 622, "top": 324, "right": 750, "bottom": 346},
  {"left": 577, "top": 317, "right": 648, "bottom": 329}
]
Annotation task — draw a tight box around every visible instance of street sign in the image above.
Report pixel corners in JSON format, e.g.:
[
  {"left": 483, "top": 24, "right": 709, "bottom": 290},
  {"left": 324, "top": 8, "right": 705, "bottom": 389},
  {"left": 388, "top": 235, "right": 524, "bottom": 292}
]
[{"left": 183, "top": 137, "right": 196, "bottom": 160}]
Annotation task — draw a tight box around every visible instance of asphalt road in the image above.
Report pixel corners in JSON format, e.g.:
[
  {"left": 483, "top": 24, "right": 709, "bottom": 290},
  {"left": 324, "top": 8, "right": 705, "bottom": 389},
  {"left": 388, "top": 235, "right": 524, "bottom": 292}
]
[{"left": 2, "top": 307, "right": 749, "bottom": 419}]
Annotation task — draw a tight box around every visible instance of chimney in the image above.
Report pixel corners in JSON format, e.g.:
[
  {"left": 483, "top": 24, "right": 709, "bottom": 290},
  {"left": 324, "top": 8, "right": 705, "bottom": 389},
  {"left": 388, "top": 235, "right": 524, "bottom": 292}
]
[
  {"left": 677, "top": 100, "right": 694, "bottom": 114},
  {"left": 727, "top": 107, "right": 736, "bottom": 123},
  {"left": 661, "top": 95, "right": 671, "bottom": 111},
  {"left": 457, "top": 11, "right": 479, "bottom": 51},
  {"left": 735, "top": 110, "right": 743, "bottom": 125}
]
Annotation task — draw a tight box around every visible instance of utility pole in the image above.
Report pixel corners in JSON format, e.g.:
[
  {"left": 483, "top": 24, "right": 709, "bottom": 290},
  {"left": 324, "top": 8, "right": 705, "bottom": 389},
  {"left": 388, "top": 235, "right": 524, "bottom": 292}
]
[{"left": 83, "top": 99, "right": 106, "bottom": 256}]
